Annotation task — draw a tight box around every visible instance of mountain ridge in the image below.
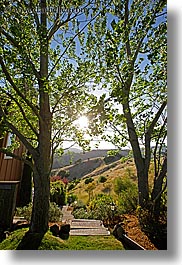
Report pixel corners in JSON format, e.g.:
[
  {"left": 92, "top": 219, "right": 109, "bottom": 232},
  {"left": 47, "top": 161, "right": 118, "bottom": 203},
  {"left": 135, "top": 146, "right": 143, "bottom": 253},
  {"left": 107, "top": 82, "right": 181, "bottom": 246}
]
[{"left": 52, "top": 149, "right": 129, "bottom": 169}]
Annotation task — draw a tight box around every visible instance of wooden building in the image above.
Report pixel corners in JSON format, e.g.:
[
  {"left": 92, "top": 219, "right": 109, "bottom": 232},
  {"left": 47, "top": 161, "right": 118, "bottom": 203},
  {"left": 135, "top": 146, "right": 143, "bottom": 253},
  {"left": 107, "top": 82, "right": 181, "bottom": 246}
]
[
  {"left": 0, "top": 133, "right": 26, "bottom": 182},
  {"left": 0, "top": 133, "right": 29, "bottom": 230}
]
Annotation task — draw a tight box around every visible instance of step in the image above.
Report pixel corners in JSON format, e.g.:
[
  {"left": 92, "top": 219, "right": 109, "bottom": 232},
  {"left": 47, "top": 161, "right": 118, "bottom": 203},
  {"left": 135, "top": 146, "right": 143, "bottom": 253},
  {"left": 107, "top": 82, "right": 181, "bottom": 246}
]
[
  {"left": 71, "top": 220, "right": 104, "bottom": 229},
  {"left": 70, "top": 228, "right": 110, "bottom": 236}
]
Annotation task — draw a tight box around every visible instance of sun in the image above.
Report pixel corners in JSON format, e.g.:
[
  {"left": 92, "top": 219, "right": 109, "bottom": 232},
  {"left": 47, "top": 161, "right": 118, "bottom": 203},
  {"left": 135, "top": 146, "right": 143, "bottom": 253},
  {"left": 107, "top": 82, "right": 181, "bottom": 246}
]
[{"left": 76, "top": 115, "right": 89, "bottom": 130}]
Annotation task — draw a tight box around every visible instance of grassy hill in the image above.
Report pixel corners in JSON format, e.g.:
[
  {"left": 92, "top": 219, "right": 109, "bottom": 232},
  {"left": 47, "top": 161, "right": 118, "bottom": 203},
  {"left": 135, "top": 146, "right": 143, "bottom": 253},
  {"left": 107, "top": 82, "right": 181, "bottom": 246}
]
[
  {"left": 51, "top": 149, "right": 129, "bottom": 181},
  {"left": 52, "top": 149, "right": 129, "bottom": 169},
  {"left": 68, "top": 158, "right": 154, "bottom": 205},
  {"left": 0, "top": 228, "right": 124, "bottom": 250}
]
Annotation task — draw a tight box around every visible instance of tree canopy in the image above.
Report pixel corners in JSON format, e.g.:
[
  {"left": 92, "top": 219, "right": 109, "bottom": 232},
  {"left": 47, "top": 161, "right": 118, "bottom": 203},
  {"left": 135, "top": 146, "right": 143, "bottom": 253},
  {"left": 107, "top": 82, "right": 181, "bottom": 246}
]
[{"left": 0, "top": 0, "right": 167, "bottom": 239}]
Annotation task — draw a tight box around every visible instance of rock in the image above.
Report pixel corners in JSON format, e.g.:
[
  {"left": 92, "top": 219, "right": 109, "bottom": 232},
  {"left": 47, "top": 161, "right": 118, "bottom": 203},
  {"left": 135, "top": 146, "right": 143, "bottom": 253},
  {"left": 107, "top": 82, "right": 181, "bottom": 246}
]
[
  {"left": 60, "top": 224, "right": 70, "bottom": 234},
  {"left": 59, "top": 224, "right": 70, "bottom": 239},
  {"left": 50, "top": 224, "right": 60, "bottom": 237},
  {"left": 113, "top": 223, "right": 125, "bottom": 240}
]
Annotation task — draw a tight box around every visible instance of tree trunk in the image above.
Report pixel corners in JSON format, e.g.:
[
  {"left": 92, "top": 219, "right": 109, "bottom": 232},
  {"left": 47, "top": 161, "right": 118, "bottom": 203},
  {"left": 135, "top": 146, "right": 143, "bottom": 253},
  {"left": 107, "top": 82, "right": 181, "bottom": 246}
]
[
  {"left": 151, "top": 156, "right": 167, "bottom": 219},
  {"left": 123, "top": 102, "right": 149, "bottom": 207},
  {"left": 30, "top": 157, "right": 50, "bottom": 233},
  {"left": 27, "top": 0, "right": 52, "bottom": 234}
]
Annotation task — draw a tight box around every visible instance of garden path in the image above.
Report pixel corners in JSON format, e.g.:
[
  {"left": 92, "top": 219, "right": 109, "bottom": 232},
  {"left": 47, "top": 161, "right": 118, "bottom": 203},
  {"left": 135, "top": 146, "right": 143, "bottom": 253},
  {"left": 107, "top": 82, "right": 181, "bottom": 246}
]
[{"left": 62, "top": 206, "right": 110, "bottom": 236}]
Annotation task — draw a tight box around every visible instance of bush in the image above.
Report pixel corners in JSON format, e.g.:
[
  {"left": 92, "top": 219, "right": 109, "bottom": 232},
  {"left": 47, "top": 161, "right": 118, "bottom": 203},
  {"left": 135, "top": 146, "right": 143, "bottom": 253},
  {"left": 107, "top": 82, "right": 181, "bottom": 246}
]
[
  {"left": 67, "top": 183, "right": 75, "bottom": 191},
  {"left": 72, "top": 208, "right": 90, "bottom": 219},
  {"left": 15, "top": 203, "right": 33, "bottom": 222},
  {"left": 49, "top": 202, "right": 63, "bottom": 222},
  {"left": 117, "top": 187, "right": 138, "bottom": 214},
  {"left": 98, "top": 175, "right": 107, "bottom": 183},
  {"left": 15, "top": 202, "right": 63, "bottom": 222},
  {"left": 114, "top": 177, "right": 138, "bottom": 214},
  {"left": 88, "top": 194, "right": 118, "bottom": 221},
  {"left": 84, "top": 177, "right": 94, "bottom": 184},
  {"left": 66, "top": 194, "right": 77, "bottom": 205},
  {"left": 50, "top": 181, "right": 66, "bottom": 206}
]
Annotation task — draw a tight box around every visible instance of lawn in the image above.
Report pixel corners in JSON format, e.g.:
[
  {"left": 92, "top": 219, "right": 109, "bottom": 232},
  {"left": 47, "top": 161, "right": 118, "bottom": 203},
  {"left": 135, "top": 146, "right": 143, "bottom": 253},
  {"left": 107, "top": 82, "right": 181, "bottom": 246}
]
[{"left": 0, "top": 228, "right": 125, "bottom": 250}]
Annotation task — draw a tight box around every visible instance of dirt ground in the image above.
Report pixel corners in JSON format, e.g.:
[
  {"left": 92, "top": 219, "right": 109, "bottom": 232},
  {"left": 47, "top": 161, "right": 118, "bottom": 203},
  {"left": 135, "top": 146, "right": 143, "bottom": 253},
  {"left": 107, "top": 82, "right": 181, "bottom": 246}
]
[{"left": 121, "top": 214, "right": 157, "bottom": 250}]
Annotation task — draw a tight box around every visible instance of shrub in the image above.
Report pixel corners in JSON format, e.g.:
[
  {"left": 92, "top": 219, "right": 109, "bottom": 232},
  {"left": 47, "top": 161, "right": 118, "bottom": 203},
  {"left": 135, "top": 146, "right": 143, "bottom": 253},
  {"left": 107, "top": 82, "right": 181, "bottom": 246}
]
[
  {"left": 72, "top": 208, "right": 90, "bottom": 219},
  {"left": 88, "top": 194, "right": 118, "bottom": 221},
  {"left": 67, "top": 194, "right": 77, "bottom": 205},
  {"left": 98, "top": 175, "right": 107, "bottom": 183},
  {"left": 50, "top": 181, "right": 66, "bottom": 206},
  {"left": 67, "top": 183, "right": 75, "bottom": 191},
  {"left": 117, "top": 187, "right": 138, "bottom": 214},
  {"left": 84, "top": 177, "right": 94, "bottom": 184},
  {"left": 15, "top": 203, "right": 33, "bottom": 222},
  {"left": 114, "top": 176, "right": 134, "bottom": 195},
  {"left": 49, "top": 202, "right": 63, "bottom": 222},
  {"left": 15, "top": 202, "right": 63, "bottom": 222},
  {"left": 114, "top": 177, "right": 138, "bottom": 214},
  {"left": 50, "top": 175, "right": 62, "bottom": 182}
]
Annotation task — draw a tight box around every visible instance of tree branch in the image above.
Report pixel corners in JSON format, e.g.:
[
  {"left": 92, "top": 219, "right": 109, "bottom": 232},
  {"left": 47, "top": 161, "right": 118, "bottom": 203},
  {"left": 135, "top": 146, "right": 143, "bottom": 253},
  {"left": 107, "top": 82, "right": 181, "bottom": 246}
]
[
  {"left": 0, "top": 56, "right": 40, "bottom": 119},
  {"left": 109, "top": 122, "right": 129, "bottom": 141},
  {"left": 1, "top": 89, "right": 39, "bottom": 137},
  {"left": 0, "top": 28, "right": 41, "bottom": 80},
  {"left": 146, "top": 100, "right": 167, "bottom": 137},
  {"left": 48, "top": 10, "right": 102, "bottom": 79},
  {"left": 0, "top": 107, "right": 38, "bottom": 159},
  {"left": 124, "top": 0, "right": 132, "bottom": 59},
  {"left": 0, "top": 147, "right": 33, "bottom": 168}
]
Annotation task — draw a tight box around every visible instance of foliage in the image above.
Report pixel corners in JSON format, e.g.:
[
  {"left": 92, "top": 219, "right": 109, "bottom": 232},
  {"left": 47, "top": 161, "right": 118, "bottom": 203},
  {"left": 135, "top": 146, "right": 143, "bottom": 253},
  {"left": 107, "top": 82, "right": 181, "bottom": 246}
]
[
  {"left": 15, "top": 203, "right": 33, "bottom": 222},
  {"left": 66, "top": 193, "right": 77, "bottom": 205},
  {"left": 114, "top": 176, "right": 138, "bottom": 213},
  {"left": 88, "top": 194, "right": 118, "bottom": 221},
  {"left": 73, "top": 199, "right": 86, "bottom": 210},
  {"left": 72, "top": 207, "right": 91, "bottom": 219},
  {"left": 67, "top": 179, "right": 80, "bottom": 191},
  {"left": 114, "top": 176, "right": 135, "bottom": 195},
  {"left": 50, "top": 175, "right": 62, "bottom": 182},
  {"left": 117, "top": 187, "right": 138, "bottom": 214},
  {"left": 84, "top": 0, "right": 167, "bottom": 212},
  {"left": 50, "top": 181, "right": 66, "bottom": 206},
  {"left": 0, "top": 0, "right": 108, "bottom": 232},
  {"left": 61, "top": 177, "right": 69, "bottom": 186},
  {"left": 98, "top": 175, "right": 107, "bottom": 183},
  {"left": 84, "top": 177, "right": 94, "bottom": 185},
  {"left": 15, "top": 202, "right": 63, "bottom": 222},
  {"left": 136, "top": 205, "right": 167, "bottom": 249},
  {"left": 67, "top": 183, "right": 75, "bottom": 191},
  {"left": 49, "top": 202, "right": 63, "bottom": 222},
  {"left": 0, "top": 229, "right": 124, "bottom": 250}
]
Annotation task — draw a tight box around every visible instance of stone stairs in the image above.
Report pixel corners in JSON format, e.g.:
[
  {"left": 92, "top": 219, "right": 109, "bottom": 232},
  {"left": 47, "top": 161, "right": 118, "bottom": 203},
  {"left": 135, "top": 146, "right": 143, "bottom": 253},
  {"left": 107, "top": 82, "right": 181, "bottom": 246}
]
[{"left": 62, "top": 206, "right": 110, "bottom": 236}]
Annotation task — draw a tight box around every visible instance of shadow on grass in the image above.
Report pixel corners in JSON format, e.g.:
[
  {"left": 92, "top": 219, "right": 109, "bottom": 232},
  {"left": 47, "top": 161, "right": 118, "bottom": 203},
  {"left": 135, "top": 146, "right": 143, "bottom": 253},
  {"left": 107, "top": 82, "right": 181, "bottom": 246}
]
[{"left": 16, "top": 231, "right": 44, "bottom": 250}]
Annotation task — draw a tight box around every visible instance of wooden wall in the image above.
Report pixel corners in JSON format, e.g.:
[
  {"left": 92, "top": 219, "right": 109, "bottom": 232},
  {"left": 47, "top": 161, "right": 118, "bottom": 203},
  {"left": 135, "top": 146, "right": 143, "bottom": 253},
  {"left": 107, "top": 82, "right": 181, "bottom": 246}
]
[{"left": 0, "top": 134, "right": 25, "bottom": 182}]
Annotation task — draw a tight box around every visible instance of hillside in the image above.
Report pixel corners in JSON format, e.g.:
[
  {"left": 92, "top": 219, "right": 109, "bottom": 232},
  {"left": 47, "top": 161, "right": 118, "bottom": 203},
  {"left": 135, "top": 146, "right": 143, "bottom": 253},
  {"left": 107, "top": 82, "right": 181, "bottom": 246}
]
[
  {"left": 52, "top": 157, "right": 105, "bottom": 181},
  {"left": 68, "top": 158, "right": 155, "bottom": 204},
  {"left": 69, "top": 159, "right": 138, "bottom": 203},
  {"left": 52, "top": 149, "right": 129, "bottom": 169}
]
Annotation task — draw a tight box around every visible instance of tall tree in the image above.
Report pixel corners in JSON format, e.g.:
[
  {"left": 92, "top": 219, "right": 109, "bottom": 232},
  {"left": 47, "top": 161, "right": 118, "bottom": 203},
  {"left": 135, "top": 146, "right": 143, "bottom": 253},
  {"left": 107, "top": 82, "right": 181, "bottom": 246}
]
[
  {"left": 85, "top": 0, "right": 167, "bottom": 214},
  {"left": 0, "top": 0, "right": 105, "bottom": 237}
]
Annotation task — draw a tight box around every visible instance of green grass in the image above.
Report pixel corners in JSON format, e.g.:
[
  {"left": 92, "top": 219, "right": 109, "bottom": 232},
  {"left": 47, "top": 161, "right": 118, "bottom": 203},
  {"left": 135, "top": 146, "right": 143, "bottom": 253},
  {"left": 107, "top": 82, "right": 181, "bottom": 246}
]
[{"left": 0, "top": 228, "right": 124, "bottom": 250}]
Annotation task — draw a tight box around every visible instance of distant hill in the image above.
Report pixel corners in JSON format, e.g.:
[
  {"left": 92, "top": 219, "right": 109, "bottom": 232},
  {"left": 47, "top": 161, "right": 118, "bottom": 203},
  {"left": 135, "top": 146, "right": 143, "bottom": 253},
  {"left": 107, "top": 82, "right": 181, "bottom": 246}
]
[
  {"left": 51, "top": 149, "right": 130, "bottom": 181},
  {"left": 52, "top": 157, "right": 105, "bottom": 181},
  {"left": 52, "top": 149, "right": 129, "bottom": 169}
]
